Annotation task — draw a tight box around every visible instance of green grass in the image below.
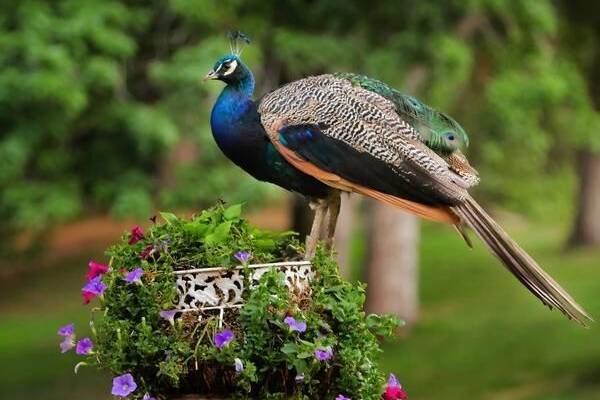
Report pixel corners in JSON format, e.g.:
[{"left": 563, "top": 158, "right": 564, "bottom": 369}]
[{"left": 1, "top": 220, "right": 599, "bottom": 399}]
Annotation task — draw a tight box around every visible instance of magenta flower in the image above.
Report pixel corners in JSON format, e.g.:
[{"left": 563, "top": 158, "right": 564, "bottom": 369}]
[
  {"left": 214, "top": 329, "right": 234, "bottom": 349},
  {"left": 81, "top": 276, "right": 107, "bottom": 304},
  {"left": 142, "top": 394, "right": 156, "bottom": 400},
  {"left": 58, "top": 323, "right": 75, "bottom": 337},
  {"left": 140, "top": 244, "right": 155, "bottom": 260},
  {"left": 314, "top": 346, "right": 333, "bottom": 361},
  {"left": 124, "top": 267, "right": 144, "bottom": 284},
  {"left": 128, "top": 225, "right": 145, "bottom": 245},
  {"left": 284, "top": 316, "right": 307, "bottom": 333},
  {"left": 383, "top": 373, "right": 408, "bottom": 400},
  {"left": 234, "top": 358, "right": 244, "bottom": 373},
  {"left": 159, "top": 309, "right": 177, "bottom": 325},
  {"left": 76, "top": 337, "right": 93, "bottom": 355},
  {"left": 86, "top": 260, "right": 109, "bottom": 281},
  {"left": 111, "top": 373, "right": 137, "bottom": 397},
  {"left": 234, "top": 251, "right": 252, "bottom": 264},
  {"left": 336, "top": 395, "right": 351, "bottom": 400}
]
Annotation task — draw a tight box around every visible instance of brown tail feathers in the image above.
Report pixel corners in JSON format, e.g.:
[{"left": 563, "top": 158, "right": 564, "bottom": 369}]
[{"left": 452, "top": 196, "right": 592, "bottom": 326}]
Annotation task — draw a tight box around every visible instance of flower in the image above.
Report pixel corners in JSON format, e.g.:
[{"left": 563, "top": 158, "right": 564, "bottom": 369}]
[
  {"left": 111, "top": 373, "right": 137, "bottom": 397},
  {"left": 128, "top": 225, "right": 145, "bottom": 245},
  {"left": 234, "top": 250, "right": 252, "bottom": 264},
  {"left": 60, "top": 335, "right": 76, "bottom": 353},
  {"left": 140, "top": 244, "right": 155, "bottom": 260},
  {"left": 234, "top": 358, "right": 244, "bottom": 373},
  {"left": 124, "top": 267, "right": 144, "bottom": 284},
  {"left": 214, "top": 329, "right": 234, "bottom": 349},
  {"left": 336, "top": 395, "right": 351, "bottom": 400},
  {"left": 76, "top": 338, "right": 93, "bottom": 355},
  {"left": 383, "top": 373, "right": 408, "bottom": 400},
  {"left": 314, "top": 346, "right": 334, "bottom": 361},
  {"left": 81, "top": 276, "right": 107, "bottom": 304},
  {"left": 284, "top": 316, "right": 306, "bottom": 333},
  {"left": 85, "top": 260, "right": 109, "bottom": 281},
  {"left": 159, "top": 310, "right": 177, "bottom": 325},
  {"left": 58, "top": 323, "right": 75, "bottom": 337},
  {"left": 142, "top": 394, "right": 156, "bottom": 400},
  {"left": 295, "top": 373, "right": 305, "bottom": 383}
]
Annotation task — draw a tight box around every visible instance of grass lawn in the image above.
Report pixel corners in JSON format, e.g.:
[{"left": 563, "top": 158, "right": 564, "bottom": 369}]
[{"left": 1, "top": 219, "right": 599, "bottom": 399}]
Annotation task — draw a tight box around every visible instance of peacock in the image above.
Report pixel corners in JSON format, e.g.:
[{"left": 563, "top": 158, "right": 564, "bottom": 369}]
[{"left": 206, "top": 33, "right": 591, "bottom": 324}]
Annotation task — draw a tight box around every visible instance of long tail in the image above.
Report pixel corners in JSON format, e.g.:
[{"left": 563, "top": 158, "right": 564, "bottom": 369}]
[{"left": 452, "top": 196, "right": 592, "bottom": 325}]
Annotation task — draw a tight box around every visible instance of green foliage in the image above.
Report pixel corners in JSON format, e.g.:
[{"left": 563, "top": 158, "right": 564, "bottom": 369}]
[{"left": 80, "top": 204, "right": 399, "bottom": 398}]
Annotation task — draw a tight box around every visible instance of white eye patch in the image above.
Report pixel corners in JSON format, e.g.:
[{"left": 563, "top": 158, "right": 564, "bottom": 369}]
[{"left": 222, "top": 59, "right": 238, "bottom": 76}]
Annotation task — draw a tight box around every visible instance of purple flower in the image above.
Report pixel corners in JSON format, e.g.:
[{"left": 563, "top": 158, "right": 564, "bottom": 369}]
[
  {"left": 214, "top": 329, "right": 234, "bottom": 349},
  {"left": 81, "top": 276, "right": 107, "bottom": 304},
  {"left": 60, "top": 335, "right": 76, "bottom": 353},
  {"left": 76, "top": 337, "right": 93, "bottom": 355},
  {"left": 160, "top": 310, "right": 177, "bottom": 325},
  {"left": 111, "top": 373, "right": 137, "bottom": 397},
  {"left": 128, "top": 225, "right": 145, "bottom": 245},
  {"left": 142, "top": 394, "right": 156, "bottom": 400},
  {"left": 234, "top": 250, "right": 251, "bottom": 264},
  {"left": 86, "top": 260, "right": 109, "bottom": 281},
  {"left": 58, "top": 323, "right": 75, "bottom": 337},
  {"left": 284, "top": 316, "right": 306, "bottom": 333},
  {"left": 141, "top": 244, "right": 155, "bottom": 260},
  {"left": 314, "top": 346, "right": 333, "bottom": 361},
  {"left": 124, "top": 267, "right": 144, "bottom": 284},
  {"left": 336, "top": 395, "right": 351, "bottom": 400},
  {"left": 234, "top": 358, "right": 244, "bottom": 373}
]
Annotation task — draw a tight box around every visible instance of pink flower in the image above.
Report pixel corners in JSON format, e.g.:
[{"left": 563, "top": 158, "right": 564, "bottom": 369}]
[
  {"left": 383, "top": 373, "right": 408, "bottom": 400},
  {"left": 86, "top": 260, "right": 109, "bottom": 281},
  {"left": 128, "top": 225, "right": 145, "bottom": 245}
]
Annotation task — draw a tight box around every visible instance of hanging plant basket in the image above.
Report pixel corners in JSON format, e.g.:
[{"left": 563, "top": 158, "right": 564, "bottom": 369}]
[{"left": 59, "top": 203, "right": 404, "bottom": 400}]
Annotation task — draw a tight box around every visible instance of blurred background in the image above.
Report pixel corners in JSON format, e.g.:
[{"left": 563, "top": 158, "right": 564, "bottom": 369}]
[{"left": 1, "top": 0, "right": 600, "bottom": 399}]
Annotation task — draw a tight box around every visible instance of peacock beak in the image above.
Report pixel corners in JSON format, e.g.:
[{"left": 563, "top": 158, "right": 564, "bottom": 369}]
[{"left": 203, "top": 69, "right": 219, "bottom": 81}]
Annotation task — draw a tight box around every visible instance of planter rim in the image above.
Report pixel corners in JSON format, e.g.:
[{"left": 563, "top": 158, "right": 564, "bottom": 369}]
[{"left": 172, "top": 260, "right": 311, "bottom": 275}]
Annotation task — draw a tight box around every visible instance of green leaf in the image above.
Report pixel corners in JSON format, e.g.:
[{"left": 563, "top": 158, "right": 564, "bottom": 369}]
[
  {"left": 204, "top": 221, "right": 232, "bottom": 245},
  {"left": 223, "top": 203, "right": 243, "bottom": 220},
  {"left": 160, "top": 212, "right": 179, "bottom": 225}
]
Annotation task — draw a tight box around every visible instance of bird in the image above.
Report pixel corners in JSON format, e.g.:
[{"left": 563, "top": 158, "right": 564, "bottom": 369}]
[{"left": 205, "top": 33, "right": 591, "bottom": 324}]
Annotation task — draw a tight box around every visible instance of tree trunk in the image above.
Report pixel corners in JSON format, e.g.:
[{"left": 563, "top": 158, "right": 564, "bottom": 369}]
[
  {"left": 365, "top": 201, "right": 420, "bottom": 327},
  {"left": 570, "top": 149, "right": 600, "bottom": 246},
  {"left": 334, "top": 194, "right": 359, "bottom": 278}
]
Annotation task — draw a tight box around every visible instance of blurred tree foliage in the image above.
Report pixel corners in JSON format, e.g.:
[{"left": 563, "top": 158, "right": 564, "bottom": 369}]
[{"left": 1, "top": 0, "right": 598, "bottom": 247}]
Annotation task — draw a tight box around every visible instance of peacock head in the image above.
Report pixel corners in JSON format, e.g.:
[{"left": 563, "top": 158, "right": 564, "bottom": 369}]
[
  {"left": 204, "top": 31, "right": 252, "bottom": 86},
  {"left": 204, "top": 54, "right": 248, "bottom": 84},
  {"left": 433, "top": 112, "right": 470, "bottom": 153}
]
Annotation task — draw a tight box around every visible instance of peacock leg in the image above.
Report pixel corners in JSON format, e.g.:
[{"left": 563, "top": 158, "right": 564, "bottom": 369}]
[
  {"left": 305, "top": 198, "right": 327, "bottom": 259},
  {"left": 323, "top": 190, "right": 342, "bottom": 248}
]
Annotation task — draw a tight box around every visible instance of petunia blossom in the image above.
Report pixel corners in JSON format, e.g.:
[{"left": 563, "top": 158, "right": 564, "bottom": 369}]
[
  {"left": 142, "top": 394, "right": 156, "bottom": 400},
  {"left": 284, "top": 316, "right": 306, "bottom": 333},
  {"left": 86, "top": 260, "right": 109, "bottom": 281},
  {"left": 111, "top": 373, "right": 137, "bottom": 397},
  {"left": 76, "top": 337, "right": 94, "bottom": 355},
  {"left": 234, "top": 358, "right": 244, "bottom": 373},
  {"left": 128, "top": 225, "right": 145, "bottom": 245},
  {"left": 140, "top": 244, "right": 155, "bottom": 260},
  {"left": 159, "top": 310, "right": 178, "bottom": 325},
  {"left": 383, "top": 373, "right": 408, "bottom": 400},
  {"left": 58, "top": 323, "right": 75, "bottom": 337},
  {"left": 124, "top": 267, "right": 144, "bottom": 284},
  {"left": 335, "top": 395, "right": 351, "bottom": 400},
  {"left": 81, "top": 276, "right": 107, "bottom": 304},
  {"left": 60, "top": 335, "right": 76, "bottom": 353},
  {"left": 234, "top": 251, "right": 252, "bottom": 264},
  {"left": 314, "top": 346, "right": 333, "bottom": 361},
  {"left": 214, "top": 329, "right": 234, "bottom": 349},
  {"left": 295, "top": 373, "right": 305, "bottom": 383}
]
